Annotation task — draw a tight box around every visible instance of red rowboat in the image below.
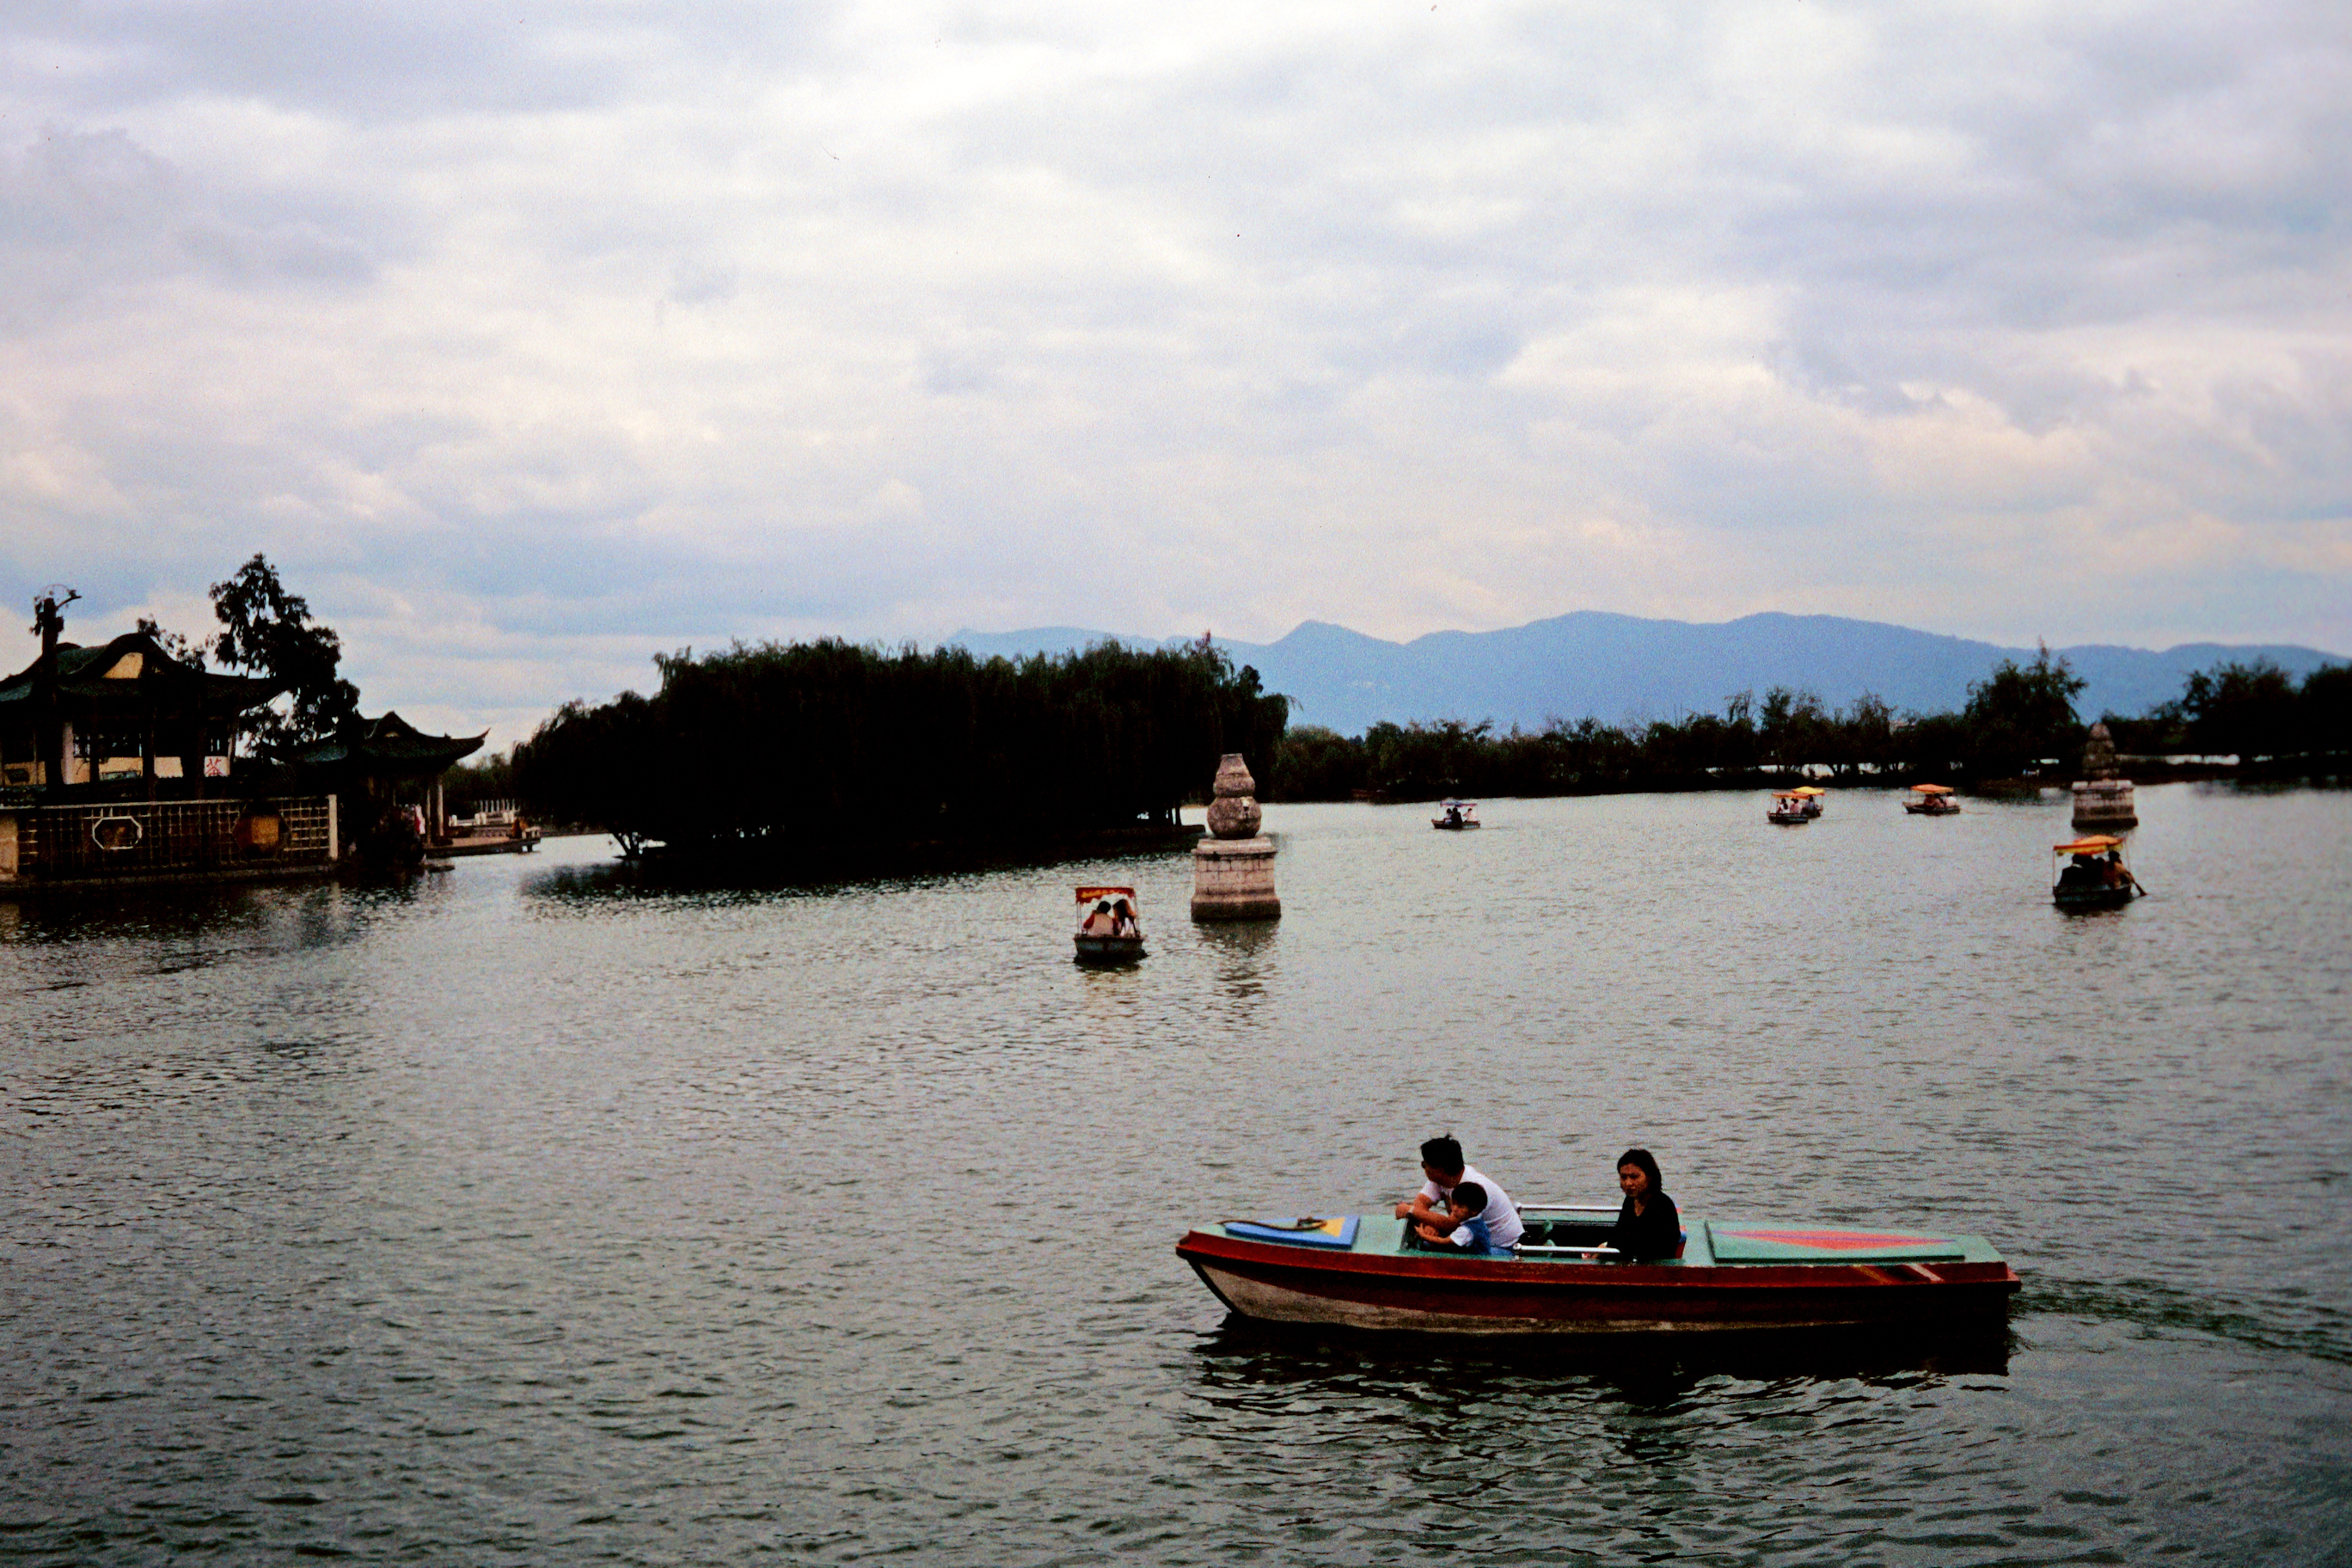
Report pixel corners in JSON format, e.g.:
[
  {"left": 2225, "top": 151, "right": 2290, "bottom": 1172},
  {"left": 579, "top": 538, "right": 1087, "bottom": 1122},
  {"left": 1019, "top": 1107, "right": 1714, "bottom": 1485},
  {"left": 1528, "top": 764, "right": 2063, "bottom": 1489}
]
[{"left": 1178, "top": 1211, "right": 2019, "bottom": 1335}]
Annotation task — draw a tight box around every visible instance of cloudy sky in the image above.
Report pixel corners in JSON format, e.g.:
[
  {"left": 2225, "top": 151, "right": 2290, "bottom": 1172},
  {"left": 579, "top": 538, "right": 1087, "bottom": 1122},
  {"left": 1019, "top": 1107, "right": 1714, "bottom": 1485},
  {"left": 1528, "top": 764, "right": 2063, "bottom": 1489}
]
[{"left": 3, "top": 0, "right": 2347, "bottom": 744}]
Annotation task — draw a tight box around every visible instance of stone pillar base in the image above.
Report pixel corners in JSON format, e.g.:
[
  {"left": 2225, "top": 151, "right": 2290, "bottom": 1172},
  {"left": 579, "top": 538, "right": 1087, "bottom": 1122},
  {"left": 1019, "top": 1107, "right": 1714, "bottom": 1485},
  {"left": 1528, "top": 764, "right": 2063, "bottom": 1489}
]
[
  {"left": 2072, "top": 778, "right": 2138, "bottom": 830},
  {"left": 1192, "top": 836, "right": 1281, "bottom": 922}
]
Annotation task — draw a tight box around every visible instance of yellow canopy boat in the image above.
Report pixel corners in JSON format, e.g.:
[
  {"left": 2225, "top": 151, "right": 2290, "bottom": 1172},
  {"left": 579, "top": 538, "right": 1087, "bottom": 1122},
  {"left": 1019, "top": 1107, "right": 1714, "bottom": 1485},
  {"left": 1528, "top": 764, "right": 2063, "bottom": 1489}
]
[
  {"left": 1904, "top": 782, "right": 1960, "bottom": 816},
  {"left": 2052, "top": 836, "right": 2141, "bottom": 910}
]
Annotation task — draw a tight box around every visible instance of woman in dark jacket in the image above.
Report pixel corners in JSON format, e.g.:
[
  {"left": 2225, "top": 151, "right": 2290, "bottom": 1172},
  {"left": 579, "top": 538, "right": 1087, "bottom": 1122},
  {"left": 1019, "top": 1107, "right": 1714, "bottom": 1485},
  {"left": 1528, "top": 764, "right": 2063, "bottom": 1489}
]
[{"left": 1607, "top": 1148, "right": 1681, "bottom": 1262}]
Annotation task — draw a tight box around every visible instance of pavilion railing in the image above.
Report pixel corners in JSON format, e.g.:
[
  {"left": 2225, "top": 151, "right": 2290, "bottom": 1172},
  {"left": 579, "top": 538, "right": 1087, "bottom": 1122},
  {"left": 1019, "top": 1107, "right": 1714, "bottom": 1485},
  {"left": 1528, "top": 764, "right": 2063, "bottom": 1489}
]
[{"left": 4, "top": 796, "right": 335, "bottom": 885}]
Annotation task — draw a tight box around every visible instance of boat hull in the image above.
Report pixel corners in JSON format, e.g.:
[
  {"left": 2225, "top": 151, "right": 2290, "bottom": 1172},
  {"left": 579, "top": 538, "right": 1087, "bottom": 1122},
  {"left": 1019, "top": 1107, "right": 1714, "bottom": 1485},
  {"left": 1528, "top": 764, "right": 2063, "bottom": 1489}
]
[
  {"left": 2053, "top": 886, "right": 2137, "bottom": 910},
  {"left": 1074, "top": 934, "right": 1146, "bottom": 965},
  {"left": 1178, "top": 1231, "right": 2018, "bottom": 1336}
]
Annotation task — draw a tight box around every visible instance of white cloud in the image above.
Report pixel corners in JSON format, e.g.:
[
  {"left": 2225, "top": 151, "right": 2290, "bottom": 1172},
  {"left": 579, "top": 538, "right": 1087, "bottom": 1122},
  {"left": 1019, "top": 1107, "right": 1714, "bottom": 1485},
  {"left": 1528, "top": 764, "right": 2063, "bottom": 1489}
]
[{"left": 2, "top": 0, "right": 2346, "bottom": 744}]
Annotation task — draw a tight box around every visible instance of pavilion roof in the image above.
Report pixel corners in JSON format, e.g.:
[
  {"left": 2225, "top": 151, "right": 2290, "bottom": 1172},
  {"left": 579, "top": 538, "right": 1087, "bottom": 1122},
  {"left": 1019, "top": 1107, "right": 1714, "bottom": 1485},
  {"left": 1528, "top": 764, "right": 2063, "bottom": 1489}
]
[
  {"left": 0, "top": 631, "right": 282, "bottom": 716},
  {"left": 297, "top": 711, "right": 486, "bottom": 778}
]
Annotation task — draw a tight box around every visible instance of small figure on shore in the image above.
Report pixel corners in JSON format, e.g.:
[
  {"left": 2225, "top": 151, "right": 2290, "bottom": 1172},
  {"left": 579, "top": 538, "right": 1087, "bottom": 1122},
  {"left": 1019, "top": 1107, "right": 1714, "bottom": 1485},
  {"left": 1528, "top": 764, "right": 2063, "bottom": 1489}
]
[
  {"left": 1605, "top": 1148, "right": 1681, "bottom": 1262},
  {"left": 1394, "top": 1136, "right": 1523, "bottom": 1251}
]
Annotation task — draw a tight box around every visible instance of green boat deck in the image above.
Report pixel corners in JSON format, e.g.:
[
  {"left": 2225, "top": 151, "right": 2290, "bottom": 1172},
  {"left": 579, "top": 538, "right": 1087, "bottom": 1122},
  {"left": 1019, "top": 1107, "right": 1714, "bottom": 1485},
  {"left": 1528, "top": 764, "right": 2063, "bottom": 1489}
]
[{"left": 1220, "top": 1214, "right": 2008, "bottom": 1267}]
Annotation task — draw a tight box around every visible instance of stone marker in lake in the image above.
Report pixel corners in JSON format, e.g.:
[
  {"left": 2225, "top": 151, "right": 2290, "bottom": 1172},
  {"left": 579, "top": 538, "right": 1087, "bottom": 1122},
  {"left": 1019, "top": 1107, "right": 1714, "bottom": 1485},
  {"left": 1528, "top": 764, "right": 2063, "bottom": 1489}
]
[
  {"left": 1191, "top": 753, "right": 1281, "bottom": 922},
  {"left": 2072, "top": 720, "right": 2138, "bottom": 830}
]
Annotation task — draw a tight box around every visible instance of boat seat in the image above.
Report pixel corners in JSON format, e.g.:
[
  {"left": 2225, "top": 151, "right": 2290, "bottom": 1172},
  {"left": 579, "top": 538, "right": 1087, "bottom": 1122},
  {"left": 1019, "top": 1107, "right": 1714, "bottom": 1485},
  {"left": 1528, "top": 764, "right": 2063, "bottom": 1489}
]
[{"left": 1516, "top": 1222, "right": 1687, "bottom": 1260}]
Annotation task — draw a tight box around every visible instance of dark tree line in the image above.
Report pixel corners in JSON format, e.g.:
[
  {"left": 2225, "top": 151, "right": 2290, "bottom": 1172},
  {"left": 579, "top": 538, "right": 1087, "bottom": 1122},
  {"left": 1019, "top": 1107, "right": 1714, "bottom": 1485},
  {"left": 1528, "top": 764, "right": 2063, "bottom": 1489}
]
[
  {"left": 2104, "top": 660, "right": 2352, "bottom": 765},
  {"left": 1271, "top": 649, "right": 2351, "bottom": 801},
  {"left": 505, "top": 633, "right": 2344, "bottom": 844},
  {"left": 443, "top": 750, "right": 518, "bottom": 805},
  {"left": 512, "top": 636, "right": 1289, "bottom": 857}
]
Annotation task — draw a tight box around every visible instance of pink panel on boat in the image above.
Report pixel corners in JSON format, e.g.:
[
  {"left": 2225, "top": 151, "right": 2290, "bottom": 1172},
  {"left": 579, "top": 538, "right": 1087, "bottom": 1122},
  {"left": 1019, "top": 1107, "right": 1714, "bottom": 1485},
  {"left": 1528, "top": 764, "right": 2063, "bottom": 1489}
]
[
  {"left": 1706, "top": 1223, "right": 1969, "bottom": 1263},
  {"left": 1719, "top": 1228, "right": 1955, "bottom": 1251}
]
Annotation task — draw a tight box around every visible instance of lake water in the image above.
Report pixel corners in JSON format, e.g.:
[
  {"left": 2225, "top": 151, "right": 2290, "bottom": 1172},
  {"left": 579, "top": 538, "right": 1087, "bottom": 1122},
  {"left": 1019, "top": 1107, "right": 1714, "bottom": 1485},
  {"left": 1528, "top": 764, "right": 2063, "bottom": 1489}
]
[{"left": 2, "top": 784, "right": 2346, "bottom": 1565}]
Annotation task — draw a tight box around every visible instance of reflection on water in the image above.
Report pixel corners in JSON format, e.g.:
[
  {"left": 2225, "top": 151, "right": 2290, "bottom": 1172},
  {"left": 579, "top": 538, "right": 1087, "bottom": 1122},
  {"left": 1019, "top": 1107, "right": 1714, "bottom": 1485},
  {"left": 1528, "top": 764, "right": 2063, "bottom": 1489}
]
[
  {"left": 1182, "top": 1320, "right": 2037, "bottom": 1558},
  {"left": 2, "top": 787, "right": 2348, "bottom": 1565},
  {"left": 1197, "top": 919, "right": 1281, "bottom": 1005},
  {"left": 1195, "top": 1316, "right": 2013, "bottom": 1384}
]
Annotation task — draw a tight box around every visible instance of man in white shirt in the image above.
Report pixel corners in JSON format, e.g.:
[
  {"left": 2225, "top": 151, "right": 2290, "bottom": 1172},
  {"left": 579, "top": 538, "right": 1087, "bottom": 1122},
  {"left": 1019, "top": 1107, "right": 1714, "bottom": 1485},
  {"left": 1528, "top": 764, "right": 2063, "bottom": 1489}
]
[{"left": 1393, "top": 1136, "right": 1523, "bottom": 1251}]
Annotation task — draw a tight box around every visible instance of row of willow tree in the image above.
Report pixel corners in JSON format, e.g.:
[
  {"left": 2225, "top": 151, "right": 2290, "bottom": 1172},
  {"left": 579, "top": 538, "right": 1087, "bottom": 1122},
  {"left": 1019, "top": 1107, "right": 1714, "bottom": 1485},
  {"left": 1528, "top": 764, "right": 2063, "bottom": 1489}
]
[
  {"left": 511, "top": 637, "right": 1289, "bottom": 857},
  {"left": 1271, "top": 652, "right": 2352, "bottom": 801},
  {"left": 504, "top": 640, "right": 2346, "bottom": 846}
]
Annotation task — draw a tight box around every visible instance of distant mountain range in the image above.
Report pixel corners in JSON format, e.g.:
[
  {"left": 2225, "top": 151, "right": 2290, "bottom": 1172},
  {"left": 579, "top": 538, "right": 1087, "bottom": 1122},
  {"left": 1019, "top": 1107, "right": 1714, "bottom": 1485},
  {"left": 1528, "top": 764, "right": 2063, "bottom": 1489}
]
[{"left": 950, "top": 612, "right": 2345, "bottom": 737}]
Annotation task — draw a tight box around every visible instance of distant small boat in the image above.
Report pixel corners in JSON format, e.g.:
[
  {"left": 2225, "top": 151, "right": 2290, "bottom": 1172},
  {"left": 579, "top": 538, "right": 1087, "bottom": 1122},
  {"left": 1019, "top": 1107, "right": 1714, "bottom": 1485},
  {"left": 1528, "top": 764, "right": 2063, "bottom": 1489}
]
[
  {"left": 438, "top": 825, "right": 543, "bottom": 856},
  {"left": 1903, "top": 783, "right": 1961, "bottom": 816},
  {"left": 1431, "top": 799, "right": 1480, "bottom": 830},
  {"left": 1178, "top": 1206, "right": 2019, "bottom": 1335},
  {"left": 1073, "top": 884, "right": 1146, "bottom": 965},
  {"left": 2053, "top": 836, "right": 2142, "bottom": 910},
  {"left": 1767, "top": 790, "right": 1812, "bottom": 824},
  {"left": 438, "top": 799, "right": 542, "bottom": 854}
]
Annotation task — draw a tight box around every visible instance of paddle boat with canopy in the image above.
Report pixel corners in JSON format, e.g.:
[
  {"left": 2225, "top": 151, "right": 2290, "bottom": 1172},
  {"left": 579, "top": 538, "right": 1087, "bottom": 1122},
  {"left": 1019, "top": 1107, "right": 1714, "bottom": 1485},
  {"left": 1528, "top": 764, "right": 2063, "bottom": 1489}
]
[
  {"left": 1904, "top": 783, "right": 1961, "bottom": 816},
  {"left": 2052, "top": 836, "right": 2142, "bottom": 910},
  {"left": 1767, "top": 791, "right": 1812, "bottom": 824},
  {"left": 1431, "top": 799, "right": 1480, "bottom": 830},
  {"left": 1073, "top": 885, "right": 1146, "bottom": 964},
  {"left": 1179, "top": 1204, "right": 2018, "bottom": 1335}
]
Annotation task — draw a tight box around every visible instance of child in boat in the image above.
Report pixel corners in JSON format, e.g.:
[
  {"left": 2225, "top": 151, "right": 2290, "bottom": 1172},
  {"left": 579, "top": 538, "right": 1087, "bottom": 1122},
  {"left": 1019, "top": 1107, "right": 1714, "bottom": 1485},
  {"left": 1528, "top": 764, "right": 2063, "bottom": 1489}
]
[
  {"left": 1412, "top": 1182, "right": 1509, "bottom": 1256},
  {"left": 1394, "top": 1136, "right": 1525, "bottom": 1250}
]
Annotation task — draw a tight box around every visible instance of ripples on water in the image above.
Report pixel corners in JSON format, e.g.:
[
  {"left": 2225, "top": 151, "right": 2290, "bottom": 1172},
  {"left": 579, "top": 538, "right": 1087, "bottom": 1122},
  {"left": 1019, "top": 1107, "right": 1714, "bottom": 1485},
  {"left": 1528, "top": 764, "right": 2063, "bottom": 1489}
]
[{"left": 1, "top": 784, "right": 2346, "bottom": 1564}]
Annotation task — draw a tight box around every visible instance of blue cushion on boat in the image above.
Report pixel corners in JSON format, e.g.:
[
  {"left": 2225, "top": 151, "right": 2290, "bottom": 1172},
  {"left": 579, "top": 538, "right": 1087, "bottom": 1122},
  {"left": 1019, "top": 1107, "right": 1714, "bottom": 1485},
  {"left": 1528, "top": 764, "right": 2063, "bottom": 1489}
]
[{"left": 1222, "top": 1216, "right": 1361, "bottom": 1249}]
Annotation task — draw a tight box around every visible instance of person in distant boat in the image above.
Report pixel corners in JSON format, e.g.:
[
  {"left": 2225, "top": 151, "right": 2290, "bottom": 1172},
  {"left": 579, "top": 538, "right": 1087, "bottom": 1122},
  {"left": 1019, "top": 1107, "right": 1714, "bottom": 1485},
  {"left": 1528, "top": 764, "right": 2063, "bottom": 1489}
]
[
  {"left": 1411, "top": 1181, "right": 1508, "bottom": 1256},
  {"left": 1604, "top": 1148, "right": 1680, "bottom": 1262},
  {"left": 1112, "top": 897, "right": 1137, "bottom": 937},
  {"left": 2101, "top": 851, "right": 2130, "bottom": 889},
  {"left": 1394, "top": 1136, "right": 1523, "bottom": 1251},
  {"left": 2059, "top": 854, "right": 2097, "bottom": 891},
  {"left": 1443, "top": 804, "right": 1461, "bottom": 826},
  {"left": 1081, "top": 899, "right": 1116, "bottom": 935}
]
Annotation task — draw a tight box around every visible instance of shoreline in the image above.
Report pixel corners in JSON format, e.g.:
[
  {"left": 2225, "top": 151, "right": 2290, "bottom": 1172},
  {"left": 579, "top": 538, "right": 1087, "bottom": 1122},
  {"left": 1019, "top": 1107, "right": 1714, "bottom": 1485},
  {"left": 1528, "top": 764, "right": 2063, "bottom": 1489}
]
[
  {"left": 572, "top": 823, "right": 1201, "bottom": 888},
  {"left": 1276, "top": 759, "right": 2347, "bottom": 805}
]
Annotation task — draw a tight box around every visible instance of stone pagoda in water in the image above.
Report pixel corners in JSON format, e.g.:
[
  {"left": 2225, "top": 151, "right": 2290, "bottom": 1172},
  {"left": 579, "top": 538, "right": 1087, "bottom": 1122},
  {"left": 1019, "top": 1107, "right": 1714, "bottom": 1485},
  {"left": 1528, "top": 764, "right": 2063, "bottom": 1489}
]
[
  {"left": 1191, "top": 753, "right": 1281, "bottom": 922},
  {"left": 2071, "top": 720, "right": 2138, "bottom": 830}
]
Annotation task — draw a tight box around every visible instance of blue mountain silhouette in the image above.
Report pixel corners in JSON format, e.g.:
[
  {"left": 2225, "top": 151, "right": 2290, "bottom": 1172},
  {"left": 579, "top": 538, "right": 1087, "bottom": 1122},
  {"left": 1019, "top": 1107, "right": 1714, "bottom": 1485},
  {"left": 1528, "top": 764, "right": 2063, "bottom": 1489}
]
[{"left": 950, "top": 611, "right": 2343, "bottom": 737}]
